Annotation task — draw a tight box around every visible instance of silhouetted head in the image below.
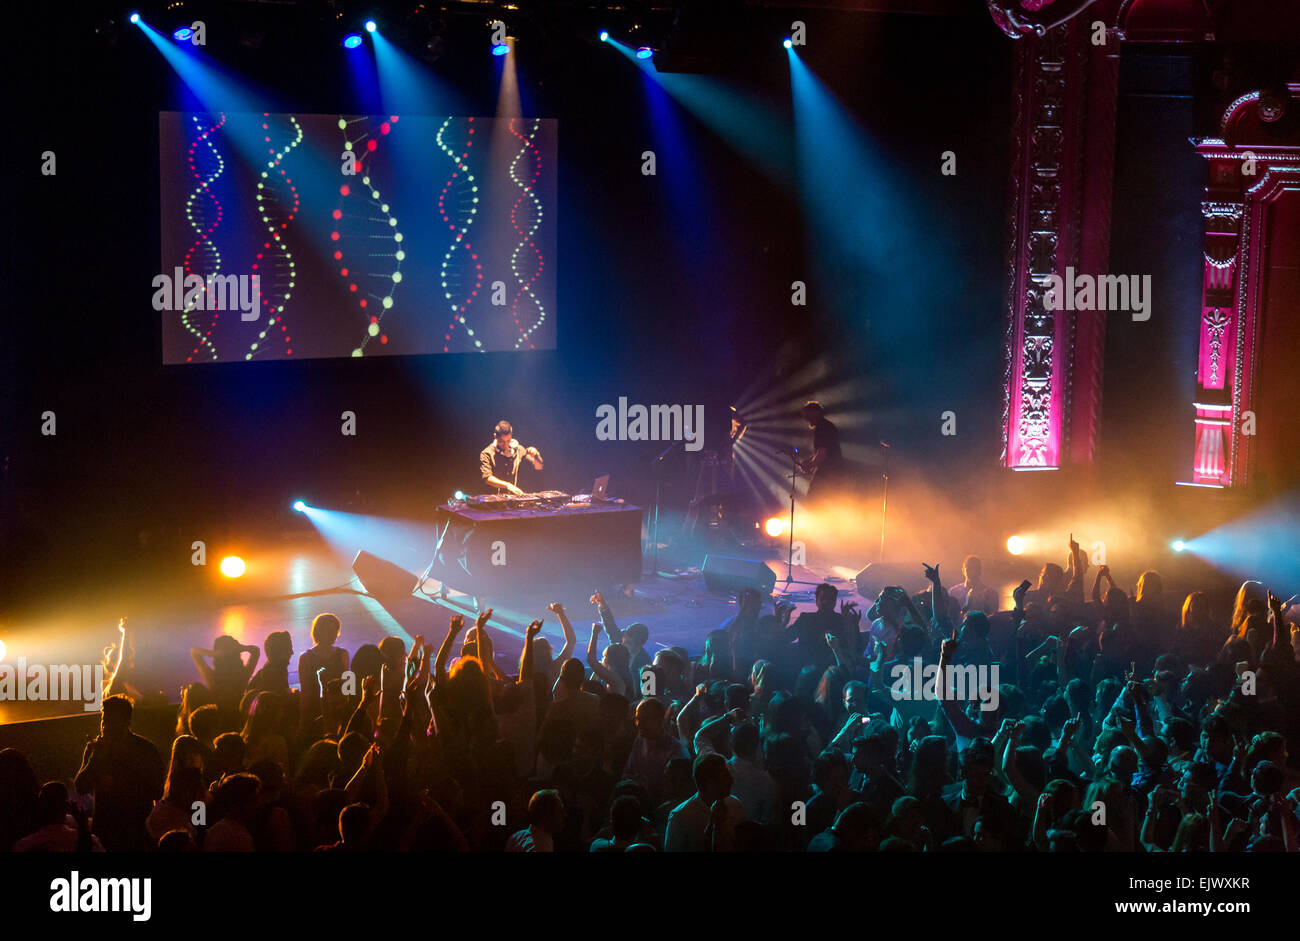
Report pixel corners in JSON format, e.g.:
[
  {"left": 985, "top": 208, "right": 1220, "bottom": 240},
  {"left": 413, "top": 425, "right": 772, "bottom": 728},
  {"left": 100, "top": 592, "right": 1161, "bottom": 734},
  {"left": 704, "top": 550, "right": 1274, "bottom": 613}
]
[
  {"left": 311, "top": 613, "right": 342, "bottom": 646},
  {"left": 100, "top": 694, "right": 134, "bottom": 740}
]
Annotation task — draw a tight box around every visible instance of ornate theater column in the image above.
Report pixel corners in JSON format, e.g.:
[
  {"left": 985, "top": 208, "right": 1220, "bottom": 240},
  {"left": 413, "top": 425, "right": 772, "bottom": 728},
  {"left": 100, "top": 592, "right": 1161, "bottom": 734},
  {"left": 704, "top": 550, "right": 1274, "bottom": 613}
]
[
  {"left": 1187, "top": 188, "right": 1241, "bottom": 486},
  {"left": 1186, "top": 85, "right": 1300, "bottom": 488},
  {"left": 999, "top": 16, "right": 1121, "bottom": 469}
]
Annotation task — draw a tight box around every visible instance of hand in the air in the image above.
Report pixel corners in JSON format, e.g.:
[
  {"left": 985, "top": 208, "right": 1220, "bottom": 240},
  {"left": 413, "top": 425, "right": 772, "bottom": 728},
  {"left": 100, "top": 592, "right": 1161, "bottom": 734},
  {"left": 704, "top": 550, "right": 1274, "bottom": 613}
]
[{"left": 940, "top": 629, "right": 959, "bottom": 661}]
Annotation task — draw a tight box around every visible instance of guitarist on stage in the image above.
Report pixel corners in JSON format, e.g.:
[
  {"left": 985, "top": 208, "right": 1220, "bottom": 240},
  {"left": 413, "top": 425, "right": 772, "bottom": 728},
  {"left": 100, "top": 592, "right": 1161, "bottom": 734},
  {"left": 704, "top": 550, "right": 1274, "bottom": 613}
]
[
  {"left": 798, "top": 401, "right": 843, "bottom": 500},
  {"left": 479, "top": 419, "right": 544, "bottom": 495}
]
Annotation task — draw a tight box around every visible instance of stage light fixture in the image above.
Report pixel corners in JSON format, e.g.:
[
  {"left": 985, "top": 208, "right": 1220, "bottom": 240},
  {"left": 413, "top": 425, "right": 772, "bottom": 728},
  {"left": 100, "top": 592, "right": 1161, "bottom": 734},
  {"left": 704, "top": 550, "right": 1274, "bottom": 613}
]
[
  {"left": 635, "top": 46, "right": 653, "bottom": 59},
  {"left": 783, "top": 38, "right": 793, "bottom": 49},
  {"left": 292, "top": 500, "right": 307, "bottom": 512},
  {"left": 1172, "top": 539, "right": 1187, "bottom": 552},
  {"left": 129, "top": 12, "right": 140, "bottom": 24},
  {"left": 343, "top": 33, "right": 363, "bottom": 48},
  {"left": 453, "top": 490, "right": 466, "bottom": 501},
  {"left": 599, "top": 30, "right": 609, "bottom": 42},
  {"left": 764, "top": 516, "right": 786, "bottom": 538},
  {"left": 220, "top": 556, "right": 246, "bottom": 578},
  {"left": 365, "top": 20, "right": 377, "bottom": 33},
  {"left": 1006, "top": 535, "right": 1026, "bottom": 556},
  {"left": 492, "top": 41, "right": 509, "bottom": 56},
  {"left": 174, "top": 26, "right": 193, "bottom": 41}
]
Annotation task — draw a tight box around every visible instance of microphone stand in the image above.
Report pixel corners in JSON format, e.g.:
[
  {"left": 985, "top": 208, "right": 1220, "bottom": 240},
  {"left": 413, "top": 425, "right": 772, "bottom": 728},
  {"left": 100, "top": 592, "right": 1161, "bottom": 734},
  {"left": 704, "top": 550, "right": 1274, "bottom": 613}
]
[
  {"left": 779, "top": 446, "right": 821, "bottom": 593},
  {"left": 650, "top": 441, "right": 682, "bottom": 575},
  {"left": 879, "top": 440, "right": 890, "bottom": 562}
]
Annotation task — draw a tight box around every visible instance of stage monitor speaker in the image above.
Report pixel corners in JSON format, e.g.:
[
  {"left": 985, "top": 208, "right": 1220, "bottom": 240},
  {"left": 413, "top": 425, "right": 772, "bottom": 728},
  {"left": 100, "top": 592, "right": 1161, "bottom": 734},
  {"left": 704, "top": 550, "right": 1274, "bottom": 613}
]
[
  {"left": 702, "top": 555, "right": 777, "bottom": 594},
  {"left": 352, "top": 550, "right": 419, "bottom": 599},
  {"left": 854, "top": 562, "right": 926, "bottom": 601}
]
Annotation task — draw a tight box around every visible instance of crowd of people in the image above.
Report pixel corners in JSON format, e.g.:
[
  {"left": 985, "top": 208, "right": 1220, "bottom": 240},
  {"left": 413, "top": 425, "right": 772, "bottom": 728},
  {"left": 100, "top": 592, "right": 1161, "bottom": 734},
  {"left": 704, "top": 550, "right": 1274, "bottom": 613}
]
[{"left": 2, "top": 534, "right": 1298, "bottom": 853}]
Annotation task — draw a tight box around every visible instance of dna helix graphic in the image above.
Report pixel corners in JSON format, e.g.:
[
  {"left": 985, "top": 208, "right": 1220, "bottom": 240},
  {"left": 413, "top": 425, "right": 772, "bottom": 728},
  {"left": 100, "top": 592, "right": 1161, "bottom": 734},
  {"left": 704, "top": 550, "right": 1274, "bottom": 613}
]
[{"left": 332, "top": 115, "right": 405, "bottom": 357}]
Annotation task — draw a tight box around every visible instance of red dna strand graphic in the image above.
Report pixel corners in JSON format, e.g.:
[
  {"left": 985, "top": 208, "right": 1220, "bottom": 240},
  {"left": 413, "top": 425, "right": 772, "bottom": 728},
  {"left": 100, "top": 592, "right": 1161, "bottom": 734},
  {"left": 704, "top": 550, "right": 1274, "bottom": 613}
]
[
  {"left": 180, "top": 113, "right": 227, "bottom": 363},
  {"left": 332, "top": 116, "right": 404, "bottom": 357},
  {"left": 245, "top": 114, "right": 302, "bottom": 360}
]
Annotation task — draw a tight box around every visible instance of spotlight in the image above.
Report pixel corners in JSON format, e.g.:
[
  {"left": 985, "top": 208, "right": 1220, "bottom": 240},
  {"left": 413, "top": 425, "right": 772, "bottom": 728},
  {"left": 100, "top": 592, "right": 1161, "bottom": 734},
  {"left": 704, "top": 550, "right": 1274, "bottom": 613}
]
[
  {"left": 220, "top": 556, "right": 246, "bottom": 578},
  {"left": 492, "top": 42, "right": 509, "bottom": 56},
  {"left": 0, "top": 638, "right": 6, "bottom": 661},
  {"left": 783, "top": 38, "right": 793, "bottom": 49},
  {"left": 292, "top": 500, "right": 307, "bottom": 512},
  {"left": 173, "top": 26, "right": 193, "bottom": 41},
  {"left": 343, "top": 33, "right": 363, "bottom": 49},
  {"left": 129, "top": 12, "right": 140, "bottom": 24},
  {"left": 1172, "top": 539, "right": 1187, "bottom": 552},
  {"left": 599, "top": 30, "right": 609, "bottom": 42},
  {"left": 364, "top": 20, "right": 377, "bottom": 33},
  {"left": 635, "top": 46, "right": 653, "bottom": 59},
  {"left": 453, "top": 490, "right": 466, "bottom": 501},
  {"left": 764, "top": 517, "right": 786, "bottom": 538},
  {"left": 1006, "top": 535, "right": 1026, "bottom": 556}
]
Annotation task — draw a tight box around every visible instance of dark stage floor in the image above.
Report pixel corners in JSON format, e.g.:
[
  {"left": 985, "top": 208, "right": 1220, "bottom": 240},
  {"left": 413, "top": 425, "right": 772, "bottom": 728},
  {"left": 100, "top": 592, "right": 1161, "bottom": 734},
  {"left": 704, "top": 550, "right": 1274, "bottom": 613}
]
[{"left": 0, "top": 531, "right": 861, "bottom": 725}]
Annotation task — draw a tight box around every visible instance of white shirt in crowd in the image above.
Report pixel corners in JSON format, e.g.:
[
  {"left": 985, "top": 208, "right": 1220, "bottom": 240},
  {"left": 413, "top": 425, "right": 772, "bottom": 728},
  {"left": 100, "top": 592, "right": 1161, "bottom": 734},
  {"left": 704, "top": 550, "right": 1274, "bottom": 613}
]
[{"left": 663, "top": 794, "right": 744, "bottom": 852}]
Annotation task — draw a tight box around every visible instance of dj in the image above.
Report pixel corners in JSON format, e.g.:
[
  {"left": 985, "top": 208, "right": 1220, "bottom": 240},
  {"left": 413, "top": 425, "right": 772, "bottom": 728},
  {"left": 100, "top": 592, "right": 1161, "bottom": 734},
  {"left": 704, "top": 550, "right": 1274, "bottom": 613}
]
[{"left": 479, "top": 420, "right": 544, "bottom": 495}]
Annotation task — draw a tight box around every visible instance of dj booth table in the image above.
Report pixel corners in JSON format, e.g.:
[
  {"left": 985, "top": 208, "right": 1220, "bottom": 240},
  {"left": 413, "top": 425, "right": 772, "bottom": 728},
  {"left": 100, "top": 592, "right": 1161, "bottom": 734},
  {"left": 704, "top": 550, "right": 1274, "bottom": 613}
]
[{"left": 423, "top": 499, "right": 644, "bottom": 599}]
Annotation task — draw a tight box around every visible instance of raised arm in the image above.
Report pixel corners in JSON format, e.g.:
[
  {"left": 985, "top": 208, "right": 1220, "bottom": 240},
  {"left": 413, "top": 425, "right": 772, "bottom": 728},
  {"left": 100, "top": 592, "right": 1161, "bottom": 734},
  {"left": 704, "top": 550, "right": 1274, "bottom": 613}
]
[
  {"left": 677, "top": 684, "right": 708, "bottom": 756},
  {"left": 434, "top": 615, "right": 465, "bottom": 686},
  {"left": 471, "top": 609, "right": 508, "bottom": 685},
  {"left": 694, "top": 709, "right": 743, "bottom": 758},
  {"left": 344, "top": 675, "right": 381, "bottom": 739},
  {"left": 1269, "top": 591, "right": 1290, "bottom": 653},
  {"left": 999, "top": 721, "right": 1040, "bottom": 804},
  {"left": 240, "top": 643, "right": 261, "bottom": 675},
  {"left": 1115, "top": 709, "right": 1153, "bottom": 767},
  {"left": 1090, "top": 563, "right": 1106, "bottom": 607},
  {"left": 345, "top": 743, "right": 388, "bottom": 826},
  {"left": 591, "top": 590, "right": 623, "bottom": 644},
  {"left": 1063, "top": 534, "right": 1088, "bottom": 600},
  {"left": 923, "top": 564, "right": 951, "bottom": 636},
  {"left": 826, "top": 633, "right": 853, "bottom": 674},
  {"left": 935, "top": 630, "right": 986, "bottom": 741},
  {"left": 548, "top": 602, "right": 577, "bottom": 663},
  {"left": 471, "top": 610, "right": 502, "bottom": 706},
  {"left": 190, "top": 647, "right": 216, "bottom": 687},
  {"left": 1140, "top": 787, "right": 1176, "bottom": 852},
  {"left": 586, "top": 622, "right": 625, "bottom": 695},
  {"left": 520, "top": 620, "right": 543, "bottom": 683}
]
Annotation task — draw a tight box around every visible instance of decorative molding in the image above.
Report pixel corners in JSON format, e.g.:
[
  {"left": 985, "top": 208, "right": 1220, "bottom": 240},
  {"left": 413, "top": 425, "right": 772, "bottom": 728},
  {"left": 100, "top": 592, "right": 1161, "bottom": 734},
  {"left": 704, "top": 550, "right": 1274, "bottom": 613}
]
[
  {"left": 1219, "top": 91, "right": 1260, "bottom": 134},
  {"left": 985, "top": 0, "right": 1100, "bottom": 39},
  {"left": 1203, "top": 308, "right": 1229, "bottom": 385},
  {"left": 1002, "top": 17, "right": 1119, "bottom": 470}
]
